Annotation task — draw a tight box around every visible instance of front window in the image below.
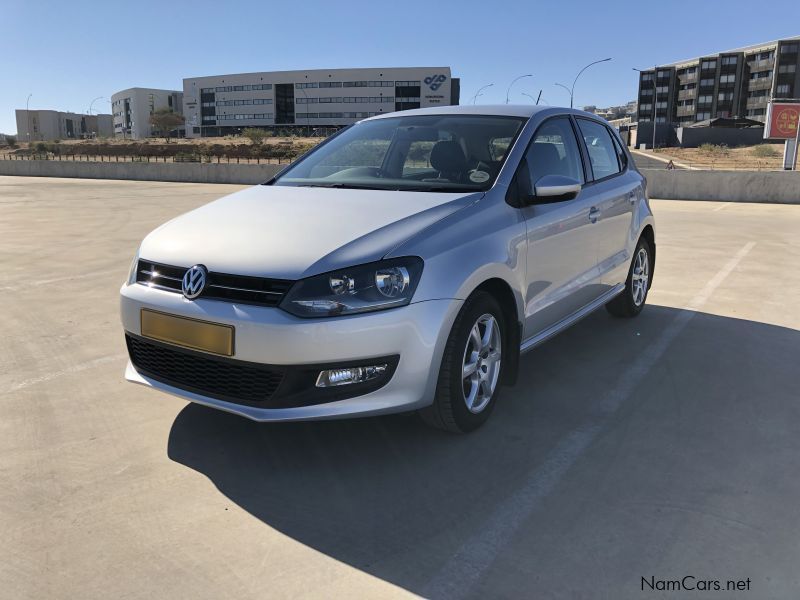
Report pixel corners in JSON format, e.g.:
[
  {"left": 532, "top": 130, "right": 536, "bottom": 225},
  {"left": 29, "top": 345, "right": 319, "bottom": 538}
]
[{"left": 273, "top": 114, "right": 527, "bottom": 192}]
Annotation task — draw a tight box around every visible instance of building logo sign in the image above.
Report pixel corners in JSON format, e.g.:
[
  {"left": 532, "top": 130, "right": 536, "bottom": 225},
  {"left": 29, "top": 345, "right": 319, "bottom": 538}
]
[
  {"left": 765, "top": 102, "right": 799, "bottom": 139},
  {"left": 424, "top": 74, "right": 447, "bottom": 91}
]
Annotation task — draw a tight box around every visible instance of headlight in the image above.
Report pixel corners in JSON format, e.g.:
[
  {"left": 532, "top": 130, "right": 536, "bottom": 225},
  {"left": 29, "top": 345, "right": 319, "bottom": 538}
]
[
  {"left": 126, "top": 248, "right": 140, "bottom": 285},
  {"left": 280, "top": 257, "right": 423, "bottom": 318}
]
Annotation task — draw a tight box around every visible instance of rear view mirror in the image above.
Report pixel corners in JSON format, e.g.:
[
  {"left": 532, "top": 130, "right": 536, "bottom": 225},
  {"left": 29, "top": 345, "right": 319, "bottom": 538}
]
[
  {"left": 396, "top": 126, "right": 439, "bottom": 142},
  {"left": 532, "top": 174, "right": 582, "bottom": 203}
]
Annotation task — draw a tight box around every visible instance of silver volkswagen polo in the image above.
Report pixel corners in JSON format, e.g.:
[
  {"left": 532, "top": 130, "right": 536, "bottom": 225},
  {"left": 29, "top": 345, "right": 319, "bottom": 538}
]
[{"left": 120, "top": 105, "right": 655, "bottom": 432}]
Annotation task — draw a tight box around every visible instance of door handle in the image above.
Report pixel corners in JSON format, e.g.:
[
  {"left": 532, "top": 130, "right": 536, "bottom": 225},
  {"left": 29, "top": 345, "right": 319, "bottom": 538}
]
[
  {"left": 589, "top": 206, "right": 600, "bottom": 223},
  {"left": 628, "top": 190, "right": 637, "bottom": 204}
]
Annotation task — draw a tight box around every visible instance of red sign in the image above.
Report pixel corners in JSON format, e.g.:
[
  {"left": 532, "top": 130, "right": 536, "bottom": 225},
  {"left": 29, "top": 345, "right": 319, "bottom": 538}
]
[{"left": 765, "top": 102, "right": 800, "bottom": 139}]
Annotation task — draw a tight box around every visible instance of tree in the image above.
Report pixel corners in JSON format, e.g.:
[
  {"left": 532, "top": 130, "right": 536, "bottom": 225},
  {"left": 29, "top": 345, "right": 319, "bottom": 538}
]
[
  {"left": 149, "top": 109, "right": 185, "bottom": 142},
  {"left": 3, "top": 136, "right": 16, "bottom": 148},
  {"left": 242, "top": 127, "right": 270, "bottom": 145}
]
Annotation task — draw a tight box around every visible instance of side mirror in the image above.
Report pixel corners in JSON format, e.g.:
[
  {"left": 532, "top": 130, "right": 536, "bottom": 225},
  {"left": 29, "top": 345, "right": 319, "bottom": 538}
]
[{"left": 531, "top": 174, "right": 582, "bottom": 203}]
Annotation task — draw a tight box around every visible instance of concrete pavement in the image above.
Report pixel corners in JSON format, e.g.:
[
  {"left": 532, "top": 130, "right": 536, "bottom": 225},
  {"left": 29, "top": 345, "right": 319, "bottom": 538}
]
[{"left": 1, "top": 177, "right": 799, "bottom": 599}]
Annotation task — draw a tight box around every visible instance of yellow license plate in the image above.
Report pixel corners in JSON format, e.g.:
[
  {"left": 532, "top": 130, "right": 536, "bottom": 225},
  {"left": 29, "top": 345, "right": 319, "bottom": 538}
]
[{"left": 140, "top": 309, "right": 234, "bottom": 356}]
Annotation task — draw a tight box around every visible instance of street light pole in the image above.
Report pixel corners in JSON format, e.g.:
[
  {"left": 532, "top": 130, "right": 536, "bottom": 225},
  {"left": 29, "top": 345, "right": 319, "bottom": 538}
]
[
  {"left": 554, "top": 82, "right": 572, "bottom": 105},
  {"left": 521, "top": 92, "right": 537, "bottom": 103},
  {"left": 569, "top": 58, "right": 612, "bottom": 109},
  {"left": 26, "top": 93, "right": 32, "bottom": 143},
  {"left": 506, "top": 74, "right": 533, "bottom": 104},
  {"left": 88, "top": 96, "right": 104, "bottom": 115},
  {"left": 471, "top": 83, "right": 494, "bottom": 105},
  {"left": 633, "top": 66, "right": 658, "bottom": 150}
]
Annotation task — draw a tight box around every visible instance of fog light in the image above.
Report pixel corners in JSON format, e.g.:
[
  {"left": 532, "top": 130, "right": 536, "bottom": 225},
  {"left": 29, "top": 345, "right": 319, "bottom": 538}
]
[{"left": 316, "top": 364, "right": 388, "bottom": 387}]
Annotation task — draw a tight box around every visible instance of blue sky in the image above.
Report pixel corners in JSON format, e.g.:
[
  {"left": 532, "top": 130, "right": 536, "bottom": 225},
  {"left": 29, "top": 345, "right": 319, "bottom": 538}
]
[{"left": 2, "top": 0, "right": 798, "bottom": 134}]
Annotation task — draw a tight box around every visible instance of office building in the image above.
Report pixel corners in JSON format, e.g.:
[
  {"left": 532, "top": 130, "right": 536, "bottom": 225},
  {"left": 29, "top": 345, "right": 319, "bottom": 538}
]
[
  {"left": 182, "top": 67, "right": 459, "bottom": 137},
  {"left": 110, "top": 87, "right": 184, "bottom": 139},
  {"left": 635, "top": 37, "right": 800, "bottom": 147},
  {"left": 15, "top": 110, "right": 113, "bottom": 142}
]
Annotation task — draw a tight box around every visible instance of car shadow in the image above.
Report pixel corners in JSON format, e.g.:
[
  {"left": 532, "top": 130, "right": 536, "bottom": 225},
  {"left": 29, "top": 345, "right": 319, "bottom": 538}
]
[{"left": 167, "top": 305, "right": 799, "bottom": 596}]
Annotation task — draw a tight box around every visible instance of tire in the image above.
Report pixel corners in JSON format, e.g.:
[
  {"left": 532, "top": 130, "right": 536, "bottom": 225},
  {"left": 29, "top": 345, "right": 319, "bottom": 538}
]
[
  {"left": 420, "top": 291, "right": 506, "bottom": 433},
  {"left": 606, "top": 236, "right": 652, "bottom": 318}
]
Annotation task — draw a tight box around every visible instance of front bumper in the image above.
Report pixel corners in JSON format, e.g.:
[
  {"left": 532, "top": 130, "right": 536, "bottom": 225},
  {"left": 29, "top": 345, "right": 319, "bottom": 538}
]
[{"left": 120, "top": 282, "right": 462, "bottom": 421}]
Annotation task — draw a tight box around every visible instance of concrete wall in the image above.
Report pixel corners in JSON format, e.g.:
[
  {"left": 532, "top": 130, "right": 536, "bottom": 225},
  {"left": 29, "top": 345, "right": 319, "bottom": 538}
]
[
  {"left": 1, "top": 160, "right": 797, "bottom": 202},
  {"left": 641, "top": 168, "right": 800, "bottom": 203},
  {"left": 0, "top": 160, "right": 282, "bottom": 185}
]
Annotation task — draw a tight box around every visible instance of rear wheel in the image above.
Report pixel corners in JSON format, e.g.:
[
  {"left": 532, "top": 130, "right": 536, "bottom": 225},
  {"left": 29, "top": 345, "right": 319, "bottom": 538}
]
[
  {"left": 606, "top": 237, "right": 652, "bottom": 318},
  {"left": 420, "top": 291, "right": 505, "bottom": 433}
]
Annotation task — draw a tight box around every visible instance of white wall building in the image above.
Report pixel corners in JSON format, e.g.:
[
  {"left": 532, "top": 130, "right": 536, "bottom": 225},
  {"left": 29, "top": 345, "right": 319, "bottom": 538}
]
[
  {"left": 110, "top": 87, "right": 184, "bottom": 139},
  {"left": 15, "top": 110, "right": 113, "bottom": 141},
  {"left": 182, "top": 67, "right": 458, "bottom": 137}
]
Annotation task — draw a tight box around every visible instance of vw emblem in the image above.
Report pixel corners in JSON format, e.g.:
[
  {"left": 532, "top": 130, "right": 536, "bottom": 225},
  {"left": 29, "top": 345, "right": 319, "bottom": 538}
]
[{"left": 182, "top": 264, "right": 208, "bottom": 299}]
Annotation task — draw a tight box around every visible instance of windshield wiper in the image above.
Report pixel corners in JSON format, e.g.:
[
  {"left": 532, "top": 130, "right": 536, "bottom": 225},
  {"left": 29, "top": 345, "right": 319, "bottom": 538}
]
[{"left": 297, "top": 182, "right": 381, "bottom": 190}]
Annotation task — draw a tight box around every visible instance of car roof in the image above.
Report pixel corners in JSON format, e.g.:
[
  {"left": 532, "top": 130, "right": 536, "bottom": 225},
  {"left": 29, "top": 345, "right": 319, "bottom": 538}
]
[{"left": 363, "top": 104, "right": 599, "bottom": 122}]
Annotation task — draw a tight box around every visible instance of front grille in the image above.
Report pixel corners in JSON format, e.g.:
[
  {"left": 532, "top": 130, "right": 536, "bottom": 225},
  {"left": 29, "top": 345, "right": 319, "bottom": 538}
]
[
  {"left": 136, "top": 260, "right": 293, "bottom": 307},
  {"left": 127, "top": 334, "right": 285, "bottom": 405}
]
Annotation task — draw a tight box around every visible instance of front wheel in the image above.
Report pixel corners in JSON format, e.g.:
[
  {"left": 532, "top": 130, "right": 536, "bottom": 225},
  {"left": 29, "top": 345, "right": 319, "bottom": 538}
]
[
  {"left": 420, "top": 291, "right": 506, "bottom": 433},
  {"left": 606, "top": 237, "right": 652, "bottom": 318}
]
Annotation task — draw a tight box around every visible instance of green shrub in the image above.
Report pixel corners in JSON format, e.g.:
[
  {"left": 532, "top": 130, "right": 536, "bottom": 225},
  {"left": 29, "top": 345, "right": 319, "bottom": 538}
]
[{"left": 3, "top": 136, "right": 15, "bottom": 148}]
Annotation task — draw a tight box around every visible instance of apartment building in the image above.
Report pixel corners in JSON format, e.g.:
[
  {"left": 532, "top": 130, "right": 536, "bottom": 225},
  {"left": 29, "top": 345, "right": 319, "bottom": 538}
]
[
  {"left": 635, "top": 37, "right": 800, "bottom": 147},
  {"left": 182, "top": 67, "right": 459, "bottom": 137},
  {"left": 110, "top": 88, "right": 184, "bottom": 139},
  {"left": 15, "top": 109, "right": 113, "bottom": 142}
]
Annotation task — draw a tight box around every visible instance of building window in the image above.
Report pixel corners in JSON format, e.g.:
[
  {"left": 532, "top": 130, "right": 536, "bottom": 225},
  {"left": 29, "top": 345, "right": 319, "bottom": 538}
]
[
  {"left": 747, "top": 108, "right": 766, "bottom": 116},
  {"left": 718, "top": 92, "right": 733, "bottom": 101},
  {"left": 778, "top": 64, "right": 797, "bottom": 73},
  {"left": 721, "top": 56, "right": 737, "bottom": 65},
  {"left": 696, "top": 112, "right": 711, "bottom": 120},
  {"left": 656, "top": 86, "right": 669, "bottom": 93},
  {"left": 701, "top": 60, "right": 717, "bottom": 70},
  {"left": 776, "top": 84, "right": 791, "bottom": 95},
  {"left": 697, "top": 95, "right": 713, "bottom": 104},
  {"left": 638, "top": 103, "right": 652, "bottom": 111},
  {"left": 780, "top": 43, "right": 798, "bottom": 54},
  {"left": 296, "top": 82, "right": 319, "bottom": 89},
  {"left": 640, "top": 88, "right": 653, "bottom": 95},
  {"left": 700, "top": 78, "right": 715, "bottom": 87},
  {"left": 656, "top": 101, "right": 667, "bottom": 109},
  {"left": 750, "top": 70, "right": 773, "bottom": 79},
  {"left": 655, "top": 117, "right": 667, "bottom": 123},
  {"left": 319, "top": 82, "right": 343, "bottom": 88},
  {"left": 719, "top": 74, "right": 736, "bottom": 83},
  {"left": 679, "top": 83, "right": 697, "bottom": 91}
]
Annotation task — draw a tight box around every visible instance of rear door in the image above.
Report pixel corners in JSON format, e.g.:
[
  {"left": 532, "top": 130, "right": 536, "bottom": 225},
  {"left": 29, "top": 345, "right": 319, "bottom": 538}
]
[
  {"left": 519, "top": 116, "right": 602, "bottom": 340},
  {"left": 575, "top": 118, "right": 638, "bottom": 291}
]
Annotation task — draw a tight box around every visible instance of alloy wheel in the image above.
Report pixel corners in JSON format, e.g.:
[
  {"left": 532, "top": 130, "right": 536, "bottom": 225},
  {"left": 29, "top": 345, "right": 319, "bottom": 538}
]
[{"left": 461, "top": 313, "right": 502, "bottom": 414}]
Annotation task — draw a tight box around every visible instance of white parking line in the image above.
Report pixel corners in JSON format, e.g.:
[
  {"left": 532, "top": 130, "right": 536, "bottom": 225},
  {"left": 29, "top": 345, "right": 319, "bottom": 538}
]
[
  {"left": 713, "top": 202, "right": 733, "bottom": 212},
  {"left": 422, "top": 241, "right": 756, "bottom": 599},
  {"left": 3, "top": 354, "right": 127, "bottom": 395}
]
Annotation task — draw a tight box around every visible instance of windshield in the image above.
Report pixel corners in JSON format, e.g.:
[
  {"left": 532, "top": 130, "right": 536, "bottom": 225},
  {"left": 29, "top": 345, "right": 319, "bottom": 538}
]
[{"left": 272, "top": 114, "right": 527, "bottom": 192}]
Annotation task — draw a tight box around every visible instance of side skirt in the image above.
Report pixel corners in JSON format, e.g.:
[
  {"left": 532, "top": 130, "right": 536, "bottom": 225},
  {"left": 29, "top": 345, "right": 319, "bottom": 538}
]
[{"left": 519, "top": 284, "right": 625, "bottom": 354}]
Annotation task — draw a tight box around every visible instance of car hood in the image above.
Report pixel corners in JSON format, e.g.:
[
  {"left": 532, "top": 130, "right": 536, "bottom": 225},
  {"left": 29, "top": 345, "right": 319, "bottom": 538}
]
[{"left": 139, "top": 184, "right": 481, "bottom": 280}]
